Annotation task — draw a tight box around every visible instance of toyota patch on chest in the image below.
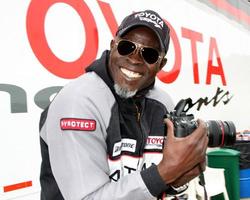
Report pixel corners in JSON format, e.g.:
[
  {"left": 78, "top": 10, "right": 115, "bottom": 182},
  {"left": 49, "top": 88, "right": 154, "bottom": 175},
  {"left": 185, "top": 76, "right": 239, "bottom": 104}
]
[{"left": 60, "top": 118, "right": 96, "bottom": 131}]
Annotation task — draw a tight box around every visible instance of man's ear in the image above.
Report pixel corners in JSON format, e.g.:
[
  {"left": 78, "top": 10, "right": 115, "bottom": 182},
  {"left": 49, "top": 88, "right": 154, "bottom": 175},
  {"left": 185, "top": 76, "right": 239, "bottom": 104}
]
[
  {"left": 110, "top": 39, "right": 115, "bottom": 49},
  {"left": 158, "top": 57, "right": 167, "bottom": 71}
]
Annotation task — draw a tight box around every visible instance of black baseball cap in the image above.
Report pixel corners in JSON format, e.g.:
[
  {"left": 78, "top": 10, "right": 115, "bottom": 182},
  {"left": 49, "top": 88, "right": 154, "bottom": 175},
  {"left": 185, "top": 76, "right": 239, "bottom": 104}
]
[{"left": 116, "top": 10, "right": 170, "bottom": 53}]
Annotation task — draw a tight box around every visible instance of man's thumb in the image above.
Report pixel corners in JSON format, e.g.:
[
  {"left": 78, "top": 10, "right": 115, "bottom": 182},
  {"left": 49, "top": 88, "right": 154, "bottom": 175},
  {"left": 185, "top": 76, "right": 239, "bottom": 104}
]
[{"left": 164, "top": 118, "right": 175, "bottom": 138}]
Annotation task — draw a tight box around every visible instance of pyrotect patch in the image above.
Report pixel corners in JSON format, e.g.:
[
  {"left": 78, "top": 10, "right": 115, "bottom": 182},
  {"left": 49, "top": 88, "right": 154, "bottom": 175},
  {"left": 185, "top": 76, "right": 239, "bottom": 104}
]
[{"left": 60, "top": 118, "right": 96, "bottom": 131}]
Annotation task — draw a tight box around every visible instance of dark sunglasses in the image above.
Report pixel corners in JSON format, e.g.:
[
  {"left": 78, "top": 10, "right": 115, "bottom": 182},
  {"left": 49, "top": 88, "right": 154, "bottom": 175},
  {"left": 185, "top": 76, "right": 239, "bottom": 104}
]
[{"left": 115, "top": 39, "right": 163, "bottom": 64}]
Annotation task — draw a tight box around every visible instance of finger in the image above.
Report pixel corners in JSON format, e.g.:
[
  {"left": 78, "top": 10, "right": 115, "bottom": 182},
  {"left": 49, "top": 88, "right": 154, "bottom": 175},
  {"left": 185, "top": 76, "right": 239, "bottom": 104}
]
[
  {"left": 164, "top": 118, "right": 175, "bottom": 139},
  {"left": 195, "top": 119, "right": 207, "bottom": 136},
  {"left": 187, "top": 119, "right": 208, "bottom": 141}
]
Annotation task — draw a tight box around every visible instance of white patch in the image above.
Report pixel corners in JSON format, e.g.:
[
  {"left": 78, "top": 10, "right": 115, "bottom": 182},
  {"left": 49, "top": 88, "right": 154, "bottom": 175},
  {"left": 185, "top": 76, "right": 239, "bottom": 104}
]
[
  {"left": 144, "top": 136, "right": 165, "bottom": 150},
  {"left": 112, "top": 139, "right": 137, "bottom": 157}
]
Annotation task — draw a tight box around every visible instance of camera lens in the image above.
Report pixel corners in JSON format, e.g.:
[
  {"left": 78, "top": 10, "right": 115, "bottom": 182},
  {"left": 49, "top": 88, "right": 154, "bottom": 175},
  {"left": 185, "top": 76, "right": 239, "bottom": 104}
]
[{"left": 207, "top": 120, "right": 236, "bottom": 147}]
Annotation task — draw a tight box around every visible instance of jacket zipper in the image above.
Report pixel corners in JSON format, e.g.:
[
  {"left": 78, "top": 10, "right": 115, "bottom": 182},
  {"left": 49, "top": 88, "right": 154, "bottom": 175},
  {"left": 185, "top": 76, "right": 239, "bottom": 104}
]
[
  {"left": 135, "top": 104, "right": 141, "bottom": 122},
  {"left": 134, "top": 103, "right": 145, "bottom": 169}
]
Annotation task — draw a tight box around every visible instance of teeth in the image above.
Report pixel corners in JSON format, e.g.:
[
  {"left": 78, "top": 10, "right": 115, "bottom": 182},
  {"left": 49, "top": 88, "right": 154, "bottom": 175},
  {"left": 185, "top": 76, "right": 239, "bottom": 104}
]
[{"left": 121, "top": 68, "right": 142, "bottom": 79}]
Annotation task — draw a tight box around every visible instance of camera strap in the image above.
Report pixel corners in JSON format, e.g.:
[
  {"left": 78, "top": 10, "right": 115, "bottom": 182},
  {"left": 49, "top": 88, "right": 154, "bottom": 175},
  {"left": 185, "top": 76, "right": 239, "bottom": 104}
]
[{"left": 198, "top": 166, "right": 208, "bottom": 200}]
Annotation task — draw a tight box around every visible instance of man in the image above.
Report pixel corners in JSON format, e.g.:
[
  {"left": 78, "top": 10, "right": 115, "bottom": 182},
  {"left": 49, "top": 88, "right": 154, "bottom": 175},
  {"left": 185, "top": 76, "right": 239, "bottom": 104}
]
[{"left": 39, "top": 10, "right": 208, "bottom": 200}]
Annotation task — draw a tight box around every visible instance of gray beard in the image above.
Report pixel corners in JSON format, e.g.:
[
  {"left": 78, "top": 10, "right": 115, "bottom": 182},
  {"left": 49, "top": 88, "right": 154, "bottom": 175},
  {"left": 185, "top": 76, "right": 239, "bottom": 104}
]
[{"left": 114, "top": 84, "right": 137, "bottom": 99}]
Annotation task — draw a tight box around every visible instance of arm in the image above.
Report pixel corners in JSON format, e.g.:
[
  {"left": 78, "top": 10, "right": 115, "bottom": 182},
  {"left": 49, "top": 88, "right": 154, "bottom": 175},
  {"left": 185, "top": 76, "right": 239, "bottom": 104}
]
[{"left": 43, "top": 88, "right": 154, "bottom": 200}]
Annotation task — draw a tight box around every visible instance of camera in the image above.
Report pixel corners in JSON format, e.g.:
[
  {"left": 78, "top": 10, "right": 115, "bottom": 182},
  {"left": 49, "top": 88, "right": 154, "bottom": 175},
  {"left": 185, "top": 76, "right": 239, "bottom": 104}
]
[{"left": 167, "top": 99, "right": 236, "bottom": 147}]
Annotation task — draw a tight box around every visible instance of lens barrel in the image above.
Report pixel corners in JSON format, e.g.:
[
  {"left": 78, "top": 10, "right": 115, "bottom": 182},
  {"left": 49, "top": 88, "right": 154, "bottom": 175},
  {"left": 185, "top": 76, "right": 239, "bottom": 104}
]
[{"left": 207, "top": 120, "right": 236, "bottom": 147}]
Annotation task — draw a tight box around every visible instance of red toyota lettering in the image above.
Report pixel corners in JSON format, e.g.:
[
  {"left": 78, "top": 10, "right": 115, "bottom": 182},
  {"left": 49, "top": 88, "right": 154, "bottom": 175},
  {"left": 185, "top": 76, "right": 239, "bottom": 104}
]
[
  {"left": 157, "top": 20, "right": 182, "bottom": 84},
  {"left": 182, "top": 28, "right": 203, "bottom": 84},
  {"left": 206, "top": 37, "right": 226, "bottom": 85},
  {"left": 26, "top": 0, "right": 98, "bottom": 79}
]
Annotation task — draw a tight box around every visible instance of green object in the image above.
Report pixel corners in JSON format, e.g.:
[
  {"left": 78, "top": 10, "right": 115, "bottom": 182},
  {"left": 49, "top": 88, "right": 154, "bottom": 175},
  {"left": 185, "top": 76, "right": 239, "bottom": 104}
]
[
  {"left": 211, "top": 193, "right": 224, "bottom": 200},
  {"left": 207, "top": 148, "right": 240, "bottom": 200}
]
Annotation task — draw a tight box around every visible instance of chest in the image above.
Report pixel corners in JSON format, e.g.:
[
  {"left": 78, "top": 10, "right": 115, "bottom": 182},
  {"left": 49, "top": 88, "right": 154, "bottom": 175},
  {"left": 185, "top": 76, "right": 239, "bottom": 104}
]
[{"left": 106, "top": 100, "right": 167, "bottom": 181}]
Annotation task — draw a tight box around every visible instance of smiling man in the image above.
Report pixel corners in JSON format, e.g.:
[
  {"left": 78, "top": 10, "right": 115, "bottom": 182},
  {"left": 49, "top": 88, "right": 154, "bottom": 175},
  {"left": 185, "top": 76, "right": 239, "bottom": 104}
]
[
  {"left": 110, "top": 26, "right": 166, "bottom": 99},
  {"left": 39, "top": 10, "right": 208, "bottom": 200}
]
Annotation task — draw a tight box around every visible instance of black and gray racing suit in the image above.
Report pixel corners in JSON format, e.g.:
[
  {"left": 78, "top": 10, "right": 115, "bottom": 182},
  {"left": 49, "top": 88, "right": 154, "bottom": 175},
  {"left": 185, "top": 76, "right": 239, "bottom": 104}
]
[{"left": 39, "top": 50, "right": 181, "bottom": 200}]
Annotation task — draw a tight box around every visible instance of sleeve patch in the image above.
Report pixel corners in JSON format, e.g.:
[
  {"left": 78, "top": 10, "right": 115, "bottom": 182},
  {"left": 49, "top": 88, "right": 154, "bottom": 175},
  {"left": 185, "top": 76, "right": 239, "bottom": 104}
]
[{"left": 60, "top": 118, "right": 96, "bottom": 131}]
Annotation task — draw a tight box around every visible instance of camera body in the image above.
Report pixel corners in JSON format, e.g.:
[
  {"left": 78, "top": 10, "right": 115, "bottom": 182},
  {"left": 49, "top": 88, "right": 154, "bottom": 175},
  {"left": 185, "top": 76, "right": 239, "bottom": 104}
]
[{"left": 167, "top": 99, "right": 236, "bottom": 147}]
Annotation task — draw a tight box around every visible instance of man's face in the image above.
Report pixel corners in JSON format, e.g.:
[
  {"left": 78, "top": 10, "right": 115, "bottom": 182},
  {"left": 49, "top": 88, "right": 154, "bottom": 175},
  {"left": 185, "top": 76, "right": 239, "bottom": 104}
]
[{"left": 109, "top": 26, "right": 167, "bottom": 98}]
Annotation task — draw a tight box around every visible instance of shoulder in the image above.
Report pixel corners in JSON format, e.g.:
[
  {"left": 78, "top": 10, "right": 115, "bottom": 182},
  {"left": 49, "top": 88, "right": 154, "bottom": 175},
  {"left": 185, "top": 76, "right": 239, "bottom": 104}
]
[
  {"left": 146, "top": 86, "right": 175, "bottom": 112},
  {"left": 55, "top": 72, "right": 115, "bottom": 105},
  {"left": 46, "top": 72, "right": 116, "bottom": 131},
  {"left": 49, "top": 72, "right": 116, "bottom": 119}
]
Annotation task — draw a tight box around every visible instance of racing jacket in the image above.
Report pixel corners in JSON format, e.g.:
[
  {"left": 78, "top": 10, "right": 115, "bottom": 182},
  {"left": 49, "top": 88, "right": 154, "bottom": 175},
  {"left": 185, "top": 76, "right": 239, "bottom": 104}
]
[{"left": 39, "top": 50, "right": 177, "bottom": 200}]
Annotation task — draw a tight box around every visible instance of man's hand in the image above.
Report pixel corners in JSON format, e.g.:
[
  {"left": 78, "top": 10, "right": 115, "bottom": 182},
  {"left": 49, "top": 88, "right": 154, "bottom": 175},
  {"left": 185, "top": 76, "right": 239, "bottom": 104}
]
[{"left": 157, "top": 118, "right": 208, "bottom": 185}]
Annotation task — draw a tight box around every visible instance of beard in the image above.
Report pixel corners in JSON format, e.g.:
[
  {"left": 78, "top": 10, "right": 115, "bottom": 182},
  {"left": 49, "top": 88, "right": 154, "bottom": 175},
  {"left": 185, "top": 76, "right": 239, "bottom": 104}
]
[{"left": 114, "top": 84, "right": 137, "bottom": 99}]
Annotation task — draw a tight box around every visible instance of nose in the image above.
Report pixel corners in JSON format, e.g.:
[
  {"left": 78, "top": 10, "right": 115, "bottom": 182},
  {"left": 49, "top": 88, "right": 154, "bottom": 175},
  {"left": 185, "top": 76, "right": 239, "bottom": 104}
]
[{"left": 128, "top": 47, "right": 144, "bottom": 64}]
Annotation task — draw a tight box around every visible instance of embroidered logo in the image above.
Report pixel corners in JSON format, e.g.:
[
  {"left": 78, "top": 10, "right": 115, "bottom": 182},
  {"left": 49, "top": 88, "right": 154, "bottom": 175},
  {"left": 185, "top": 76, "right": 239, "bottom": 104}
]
[
  {"left": 134, "top": 11, "right": 164, "bottom": 29},
  {"left": 144, "top": 136, "right": 165, "bottom": 150},
  {"left": 60, "top": 118, "right": 96, "bottom": 131},
  {"left": 112, "top": 139, "right": 137, "bottom": 157}
]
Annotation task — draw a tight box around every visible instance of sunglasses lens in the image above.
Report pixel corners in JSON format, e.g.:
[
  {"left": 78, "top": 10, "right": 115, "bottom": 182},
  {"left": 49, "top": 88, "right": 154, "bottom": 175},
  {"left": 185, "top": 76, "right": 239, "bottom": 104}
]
[
  {"left": 142, "top": 48, "right": 159, "bottom": 64},
  {"left": 117, "top": 40, "right": 160, "bottom": 64},
  {"left": 117, "top": 40, "right": 136, "bottom": 56}
]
